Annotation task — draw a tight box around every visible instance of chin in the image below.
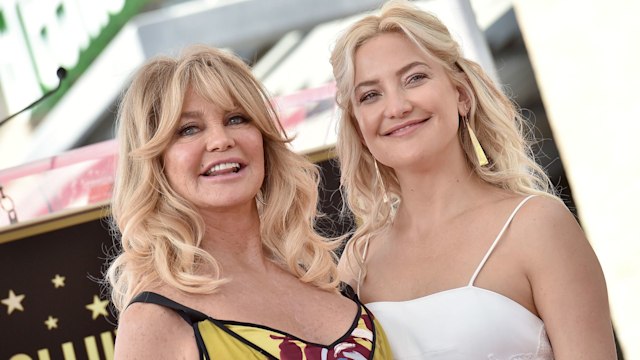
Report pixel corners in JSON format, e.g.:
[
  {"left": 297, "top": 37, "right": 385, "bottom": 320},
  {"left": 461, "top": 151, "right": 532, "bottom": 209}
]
[{"left": 198, "top": 196, "right": 258, "bottom": 211}]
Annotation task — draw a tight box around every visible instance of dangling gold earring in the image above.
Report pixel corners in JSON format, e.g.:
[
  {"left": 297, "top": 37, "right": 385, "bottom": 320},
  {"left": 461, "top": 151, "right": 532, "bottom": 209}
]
[
  {"left": 464, "top": 114, "right": 489, "bottom": 166},
  {"left": 373, "top": 159, "right": 390, "bottom": 204}
]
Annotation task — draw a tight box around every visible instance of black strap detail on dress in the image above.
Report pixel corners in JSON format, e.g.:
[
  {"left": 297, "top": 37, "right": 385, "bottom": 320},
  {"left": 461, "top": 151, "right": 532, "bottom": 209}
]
[
  {"left": 340, "top": 282, "right": 358, "bottom": 301},
  {"left": 129, "top": 291, "right": 209, "bottom": 325},
  {"left": 341, "top": 283, "right": 378, "bottom": 360},
  {"left": 204, "top": 285, "right": 366, "bottom": 359},
  {"left": 129, "top": 292, "right": 209, "bottom": 359},
  {"left": 202, "top": 316, "right": 277, "bottom": 359},
  {"left": 360, "top": 301, "right": 378, "bottom": 360},
  {"left": 192, "top": 322, "right": 210, "bottom": 360}
]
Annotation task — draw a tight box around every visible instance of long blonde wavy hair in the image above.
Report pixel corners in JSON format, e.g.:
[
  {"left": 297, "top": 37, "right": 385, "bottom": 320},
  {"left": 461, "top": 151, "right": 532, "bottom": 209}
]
[
  {"left": 107, "top": 45, "right": 339, "bottom": 313},
  {"left": 330, "top": 0, "right": 557, "bottom": 277}
]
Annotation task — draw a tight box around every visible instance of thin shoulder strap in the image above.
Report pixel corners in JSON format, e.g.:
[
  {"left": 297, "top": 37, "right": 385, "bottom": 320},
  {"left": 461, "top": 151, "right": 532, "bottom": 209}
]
[
  {"left": 468, "top": 195, "right": 536, "bottom": 286},
  {"left": 129, "top": 291, "right": 209, "bottom": 325},
  {"left": 128, "top": 292, "right": 211, "bottom": 360},
  {"left": 356, "top": 235, "right": 372, "bottom": 297}
]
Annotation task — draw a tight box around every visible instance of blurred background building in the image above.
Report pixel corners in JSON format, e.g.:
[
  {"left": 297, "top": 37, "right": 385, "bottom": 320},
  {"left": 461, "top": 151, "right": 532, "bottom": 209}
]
[{"left": 0, "top": 0, "right": 637, "bottom": 358}]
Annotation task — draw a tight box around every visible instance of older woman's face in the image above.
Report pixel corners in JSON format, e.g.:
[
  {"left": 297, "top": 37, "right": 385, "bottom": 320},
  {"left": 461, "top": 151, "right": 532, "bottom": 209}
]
[{"left": 162, "top": 88, "right": 264, "bottom": 212}]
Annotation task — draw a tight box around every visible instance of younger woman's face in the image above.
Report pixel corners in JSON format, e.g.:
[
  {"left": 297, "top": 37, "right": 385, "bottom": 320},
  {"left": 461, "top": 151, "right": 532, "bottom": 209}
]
[{"left": 351, "top": 32, "right": 467, "bottom": 172}]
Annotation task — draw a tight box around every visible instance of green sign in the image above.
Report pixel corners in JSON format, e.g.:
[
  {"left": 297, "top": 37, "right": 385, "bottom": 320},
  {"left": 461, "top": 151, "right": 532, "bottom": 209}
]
[{"left": 0, "top": 0, "right": 148, "bottom": 122}]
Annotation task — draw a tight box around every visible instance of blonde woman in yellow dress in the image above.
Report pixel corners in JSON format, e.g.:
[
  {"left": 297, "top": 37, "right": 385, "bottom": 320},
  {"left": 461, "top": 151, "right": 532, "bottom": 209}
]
[
  {"left": 330, "top": 1, "right": 616, "bottom": 358},
  {"left": 107, "top": 45, "right": 391, "bottom": 359}
]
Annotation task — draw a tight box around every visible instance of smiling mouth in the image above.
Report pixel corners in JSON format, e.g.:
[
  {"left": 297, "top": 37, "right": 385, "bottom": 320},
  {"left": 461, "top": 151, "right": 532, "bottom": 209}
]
[
  {"left": 384, "top": 118, "right": 429, "bottom": 136},
  {"left": 203, "top": 162, "right": 242, "bottom": 176}
]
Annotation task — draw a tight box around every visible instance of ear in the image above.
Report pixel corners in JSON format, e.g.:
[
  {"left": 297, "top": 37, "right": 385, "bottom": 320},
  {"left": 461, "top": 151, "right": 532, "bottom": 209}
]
[{"left": 456, "top": 85, "right": 471, "bottom": 116}]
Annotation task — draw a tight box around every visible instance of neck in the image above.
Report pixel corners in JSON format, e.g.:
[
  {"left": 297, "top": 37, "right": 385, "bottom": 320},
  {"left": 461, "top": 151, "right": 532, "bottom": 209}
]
[
  {"left": 199, "top": 202, "right": 269, "bottom": 273},
  {"left": 392, "top": 153, "right": 491, "bottom": 233}
]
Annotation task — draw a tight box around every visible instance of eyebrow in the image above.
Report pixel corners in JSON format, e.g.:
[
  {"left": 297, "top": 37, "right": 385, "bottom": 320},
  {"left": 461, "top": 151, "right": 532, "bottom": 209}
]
[
  {"left": 354, "top": 61, "right": 431, "bottom": 93},
  {"left": 179, "top": 110, "right": 204, "bottom": 121}
]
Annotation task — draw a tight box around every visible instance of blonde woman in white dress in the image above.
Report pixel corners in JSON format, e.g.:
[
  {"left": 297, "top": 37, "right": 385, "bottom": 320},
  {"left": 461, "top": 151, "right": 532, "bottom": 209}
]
[{"left": 330, "top": 1, "right": 617, "bottom": 358}]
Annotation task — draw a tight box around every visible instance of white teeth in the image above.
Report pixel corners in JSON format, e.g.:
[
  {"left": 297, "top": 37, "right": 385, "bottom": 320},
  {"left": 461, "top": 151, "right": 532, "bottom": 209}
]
[{"left": 205, "top": 162, "right": 240, "bottom": 176}]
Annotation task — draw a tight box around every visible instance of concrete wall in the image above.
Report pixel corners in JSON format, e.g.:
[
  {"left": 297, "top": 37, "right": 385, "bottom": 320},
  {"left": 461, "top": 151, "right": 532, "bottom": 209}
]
[{"left": 514, "top": 0, "right": 640, "bottom": 357}]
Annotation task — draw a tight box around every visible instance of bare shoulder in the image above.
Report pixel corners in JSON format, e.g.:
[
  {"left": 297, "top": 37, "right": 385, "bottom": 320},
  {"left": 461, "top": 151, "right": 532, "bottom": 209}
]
[
  {"left": 514, "top": 194, "right": 575, "bottom": 222},
  {"left": 509, "top": 195, "right": 616, "bottom": 358},
  {"left": 510, "top": 195, "right": 586, "bottom": 253},
  {"left": 114, "top": 296, "right": 197, "bottom": 359},
  {"left": 508, "top": 195, "right": 597, "bottom": 269}
]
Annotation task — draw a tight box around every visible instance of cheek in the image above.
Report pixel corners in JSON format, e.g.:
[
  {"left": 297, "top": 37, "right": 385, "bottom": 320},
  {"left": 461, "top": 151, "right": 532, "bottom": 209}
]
[
  {"left": 161, "top": 153, "right": 181, "bottom": 189},
  {"left": 163, "top": 145, "right": 196, "bottom": 183},
  {"left": 246, "top": 129, "right": 266, "bottom": 172},
  {"left": 353, "top": 116, "right": 375, "bottom": 148},
  {"left": 248, "top": 127, "right": 264, "bottom": 149},
  {"left": 352, "top": 108, "right": 370, "bottom": 135}
]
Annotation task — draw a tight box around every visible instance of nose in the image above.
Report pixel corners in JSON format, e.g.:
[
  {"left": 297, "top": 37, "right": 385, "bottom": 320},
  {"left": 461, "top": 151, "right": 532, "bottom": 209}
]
[
  {"left": 383, "top": 89, "right": 412, "bottom": 119},
  {"left": 205, "top": 125, "right": 235, "bottom": 152}
]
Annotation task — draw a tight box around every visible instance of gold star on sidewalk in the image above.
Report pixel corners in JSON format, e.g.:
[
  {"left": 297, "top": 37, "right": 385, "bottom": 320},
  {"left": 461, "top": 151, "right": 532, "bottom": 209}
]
[
  {"left": 1, "top": 290, "right": 25, "bottom": 315},
  {"left": 85, "top": 295, "right": 109, "bottom": 320},
  {"left": 44, "top": 316, "right": 59, "bottom": 330},
  {"left": 51, "top": 274, "right": 66, "bottom": 288}
]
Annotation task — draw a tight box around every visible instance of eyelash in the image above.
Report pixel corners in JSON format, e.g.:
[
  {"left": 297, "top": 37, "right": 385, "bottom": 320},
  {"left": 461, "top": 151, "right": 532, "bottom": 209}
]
[
  {"left": 406, "top": 73, "right": 428, "bottom": 84},
  {"left": 359, "top": 92, "right": 379, "bottom": 104},
  {"left": 358, "top": 73, "right": 430, "bottom": 104},
  {"left": 178, "top": 124, "right": 199, "bottom": 137},
  {"left": 227, "top": 114, "right": 248, "bottom": 126},
  {"left": 176, "top": 115, "right": 249, "bottom": 136}
]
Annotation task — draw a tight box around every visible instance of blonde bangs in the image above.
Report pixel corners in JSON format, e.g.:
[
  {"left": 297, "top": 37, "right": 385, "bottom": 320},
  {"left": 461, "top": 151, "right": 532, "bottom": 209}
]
[{"left": 108, "top": 45, "right": 342, "bottom": 314}]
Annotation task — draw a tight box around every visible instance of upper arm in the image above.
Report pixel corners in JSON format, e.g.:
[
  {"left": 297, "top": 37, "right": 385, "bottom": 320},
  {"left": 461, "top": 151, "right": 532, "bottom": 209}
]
[
  {"left": 518, "top": 197, "right": 616, "bottom": 359},
  {"left": 114, "top": 302, "right": 198, "bottom": 360}
]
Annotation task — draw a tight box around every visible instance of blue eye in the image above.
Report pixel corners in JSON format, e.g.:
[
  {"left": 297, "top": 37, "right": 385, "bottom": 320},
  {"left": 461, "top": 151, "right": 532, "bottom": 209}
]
[
  {"left": 227, "top": 115, "right": 248, "bottom": 125},
  {"left": 359, "top": 91, "right": 379, "bottom": 104},
  {"left": 407, "top": 73, "right": 428, "bottom": 84},
  {"left": 178, "top": 125, "right": 199, "bottom": 136}
]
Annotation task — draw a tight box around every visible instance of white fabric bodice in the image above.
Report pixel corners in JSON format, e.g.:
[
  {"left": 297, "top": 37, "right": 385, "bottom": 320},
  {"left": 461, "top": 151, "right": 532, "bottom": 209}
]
[{"left": 363, "top": 195, "right": 554, "bottom": 359}]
